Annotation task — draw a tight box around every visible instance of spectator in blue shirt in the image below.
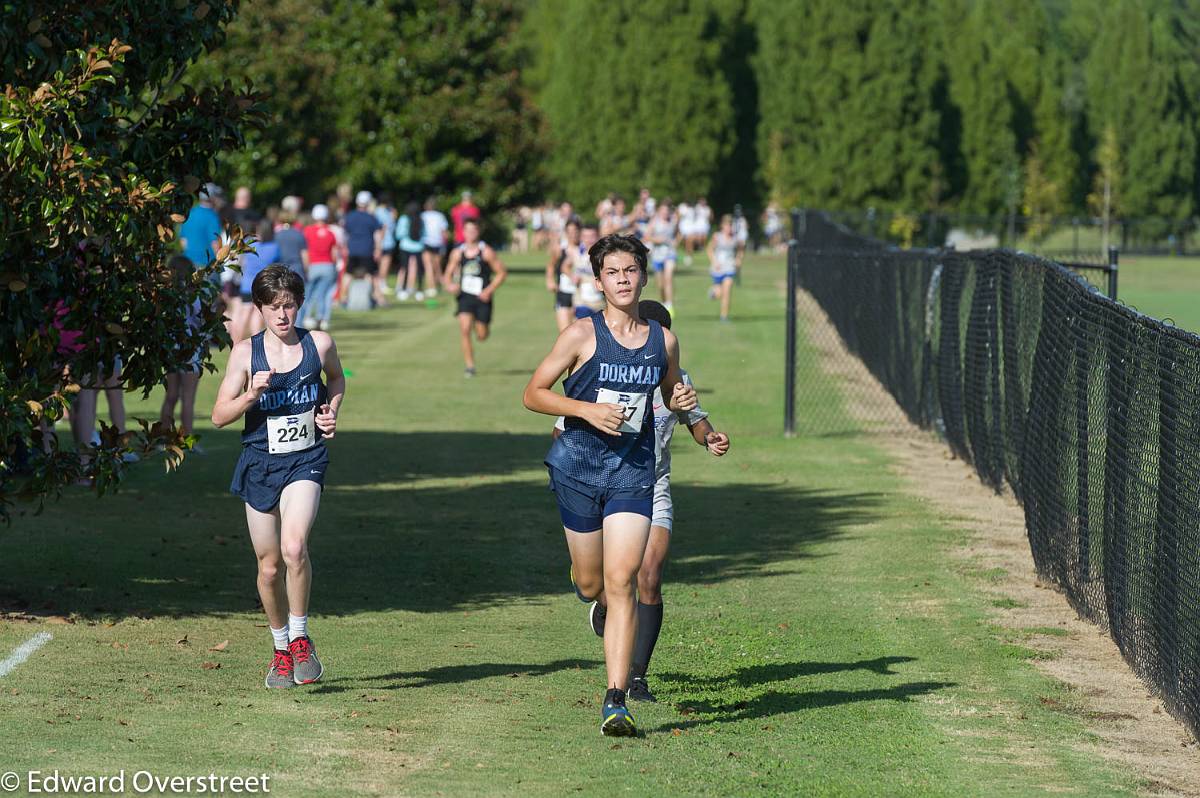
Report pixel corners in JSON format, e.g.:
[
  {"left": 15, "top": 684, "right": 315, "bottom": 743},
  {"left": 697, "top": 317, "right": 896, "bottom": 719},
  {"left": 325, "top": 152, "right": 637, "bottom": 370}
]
[
  {"left": 179, "top": 184, "right": 224, "bottom": 268},
  {"left": 342, "top": 190, "right": 382, "bottom": 279}
]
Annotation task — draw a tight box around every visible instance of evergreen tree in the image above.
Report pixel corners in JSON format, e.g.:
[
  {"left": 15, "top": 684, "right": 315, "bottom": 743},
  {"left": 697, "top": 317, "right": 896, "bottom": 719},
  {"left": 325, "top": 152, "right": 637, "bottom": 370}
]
[
  {"left": 753, "top": 0, "right": 945, "bottom": 211},
  {"left": 539, "top": 0, "right": 737, "bottom": 208},
  {"left": 1087, "top": 123, "right": 1121, "bottom": 253},
  {"left": 1084, "top": 0, "right": 1198, "bottom": 224}
]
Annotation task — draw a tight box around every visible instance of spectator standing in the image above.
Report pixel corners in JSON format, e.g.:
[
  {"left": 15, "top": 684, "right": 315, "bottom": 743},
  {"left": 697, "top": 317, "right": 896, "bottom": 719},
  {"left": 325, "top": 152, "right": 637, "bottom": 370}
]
[
  {"left": 395, "top": 201, "right": 427, "bottom": 300},
  {"left": 451, "top": 190, "right": 481, "bottom": 245},
  {"left": 342, "top": 191, "right": 382, "bottom": 280},
  {"left": 230, "top": 186, "right": 262, "bottom": 234},
  {"left": 274, "top": 211, "right": 309, "bottom": 277},
  {"left": 374, "top": 194, "right": 397, "bottom": 305},
  {"left": 420, "top": 196, "right": 450, "bottom": 293},
  {"left": 179, "top": 185, "right": 224, "bottom": 268},
  {"left": 301, "top": 204, "right": 342, "bottom": 331}
]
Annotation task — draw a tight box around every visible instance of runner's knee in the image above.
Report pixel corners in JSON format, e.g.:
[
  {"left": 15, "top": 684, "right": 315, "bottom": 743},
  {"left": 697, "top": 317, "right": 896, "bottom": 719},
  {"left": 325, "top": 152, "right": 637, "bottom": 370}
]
[
  {"left": 280, "top": 537, "right": 308, "bottom": 569},
  {"left": 257, "top": 555, "right": 283, "bottom": 585},
  {"left": 604, "top": 568, "right": 637, "bottom": 598},
  {"left": 574, "top": 569, "right": 603, "bottom": 600},
  {"left": 637, "top": 567, "right": 662, "bottom": 601}
]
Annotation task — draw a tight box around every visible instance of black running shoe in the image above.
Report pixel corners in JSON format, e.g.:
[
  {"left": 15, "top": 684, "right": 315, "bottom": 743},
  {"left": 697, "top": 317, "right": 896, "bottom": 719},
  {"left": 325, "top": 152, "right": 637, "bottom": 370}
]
[
  {"left": 628, "top": 676, "right": 657, "bottom": 703},
  {"left": 589, "top": 600, "right": 607, "bottom": 638}
]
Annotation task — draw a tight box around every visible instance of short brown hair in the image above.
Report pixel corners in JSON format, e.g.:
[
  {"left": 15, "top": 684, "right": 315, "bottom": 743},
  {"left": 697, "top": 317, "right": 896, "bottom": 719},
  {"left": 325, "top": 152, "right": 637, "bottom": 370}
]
[{"left": 252, "top": 264, "right": 305, "bottom": 307}]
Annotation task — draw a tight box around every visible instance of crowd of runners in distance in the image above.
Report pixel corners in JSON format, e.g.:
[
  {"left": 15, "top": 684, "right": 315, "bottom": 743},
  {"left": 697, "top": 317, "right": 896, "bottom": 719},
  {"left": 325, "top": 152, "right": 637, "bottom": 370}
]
[
  {"left": 63, "top": 180, "right": 745, "bottom": 738},
  {"left": 512, "top": 192, "right": 789, "bottom": 256}
]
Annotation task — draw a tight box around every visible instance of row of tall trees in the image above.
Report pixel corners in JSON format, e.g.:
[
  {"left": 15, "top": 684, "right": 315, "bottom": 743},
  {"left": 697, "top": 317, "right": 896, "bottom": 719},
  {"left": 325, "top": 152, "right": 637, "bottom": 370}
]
[
  {"left": 756, "top": 0, "right": 1199, "bottom": 222},
  {"left": 194, "top": 0, "right": 1200, "bottom": 224},
  {"left": 532, "top": 0, "right": 1200, "bottom": 223},
  {"left": 189, "top": 0, "right": 546, "bottom": 208}
]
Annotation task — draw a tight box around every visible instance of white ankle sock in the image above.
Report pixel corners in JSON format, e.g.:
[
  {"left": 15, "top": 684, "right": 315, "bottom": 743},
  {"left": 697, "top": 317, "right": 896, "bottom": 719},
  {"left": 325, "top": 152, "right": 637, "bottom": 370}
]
[
  {"left": 288, "top": 614, "right": 307, "bottom": 642},
  {"left": 270, "top": 625, "right": 289, "bottom": 651}
]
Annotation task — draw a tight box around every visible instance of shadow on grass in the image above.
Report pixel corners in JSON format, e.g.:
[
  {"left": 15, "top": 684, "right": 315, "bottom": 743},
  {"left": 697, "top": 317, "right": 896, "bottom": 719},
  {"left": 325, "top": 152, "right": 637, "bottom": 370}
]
[
  {"left": 307, "top": 658, "right": 602, "bottom": 695},
  {"left": 656, "top": 656, "right": 918, "bottom": 689},
  {"left": 648, "top": 680, "right": 956, "bottom": 732},
  {"left": 0, "top": 428, "right": 883, "bottom": 619}
]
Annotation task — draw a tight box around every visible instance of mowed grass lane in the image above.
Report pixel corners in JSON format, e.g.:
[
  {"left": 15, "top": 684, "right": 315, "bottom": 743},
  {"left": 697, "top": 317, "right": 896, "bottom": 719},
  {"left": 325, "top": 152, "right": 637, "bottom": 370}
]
[{"left": 0, "top": 251, "right": 1138, "bottom": 795}]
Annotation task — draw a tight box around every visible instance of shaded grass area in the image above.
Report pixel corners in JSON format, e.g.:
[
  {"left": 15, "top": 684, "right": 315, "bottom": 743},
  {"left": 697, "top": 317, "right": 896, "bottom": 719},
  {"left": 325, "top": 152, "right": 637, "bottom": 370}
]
[{"left": 0, "top": 252, "right": 1140, "bottom": 795}]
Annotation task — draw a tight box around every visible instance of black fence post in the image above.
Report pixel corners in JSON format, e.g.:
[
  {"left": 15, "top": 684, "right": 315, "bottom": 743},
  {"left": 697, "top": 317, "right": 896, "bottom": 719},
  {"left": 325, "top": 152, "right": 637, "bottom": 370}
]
[
  {"left": 1108, "top": 246, "right": 1119, "bottom": 300},
  {"left": 785, "top": 209, "right": 801, "bottom": 438}
]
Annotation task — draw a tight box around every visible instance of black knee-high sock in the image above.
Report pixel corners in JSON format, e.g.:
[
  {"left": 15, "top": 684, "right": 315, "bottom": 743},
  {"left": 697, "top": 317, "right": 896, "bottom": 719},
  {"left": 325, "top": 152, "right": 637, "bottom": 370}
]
[{"left": 631, "top": 601, "right": 664, "bottom": 678}]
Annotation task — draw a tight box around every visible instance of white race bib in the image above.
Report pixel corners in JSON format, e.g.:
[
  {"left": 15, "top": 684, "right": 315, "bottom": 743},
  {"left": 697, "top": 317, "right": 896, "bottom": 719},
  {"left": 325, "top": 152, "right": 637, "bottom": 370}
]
[
  {"left": 267, "top": 408, "right": 317, "bottom": 454},
  {"left": 579, "top": 279, "right": 604, "bottom": 304},
  {"left": 558, "top": 273, "right": 576, "bottom": 294},
  {"left": 596, "top": 388, "right": 648, "bottom": 434},
  {"left": 461, "top": 274, "right": 484, "bottom": 296}
]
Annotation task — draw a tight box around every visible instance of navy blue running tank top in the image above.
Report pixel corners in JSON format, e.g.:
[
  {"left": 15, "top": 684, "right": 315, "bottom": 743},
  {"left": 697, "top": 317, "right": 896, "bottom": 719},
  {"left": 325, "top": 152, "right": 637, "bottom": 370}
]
[
  {"left": 546, "top": 314, "right": 668, "bottom": 488},
  {"left": 242, "top": 330, "right": 328, "bottom": 452}
]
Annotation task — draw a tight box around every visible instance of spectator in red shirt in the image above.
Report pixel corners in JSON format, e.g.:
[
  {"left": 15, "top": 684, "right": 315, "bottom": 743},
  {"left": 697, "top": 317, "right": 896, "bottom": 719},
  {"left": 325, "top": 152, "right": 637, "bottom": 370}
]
[
  {"left": 301, "top": 204, "right": 343, "bottom": 330},
  {"left": 451, "top": 191, "right": 481, "bottom": 245}
]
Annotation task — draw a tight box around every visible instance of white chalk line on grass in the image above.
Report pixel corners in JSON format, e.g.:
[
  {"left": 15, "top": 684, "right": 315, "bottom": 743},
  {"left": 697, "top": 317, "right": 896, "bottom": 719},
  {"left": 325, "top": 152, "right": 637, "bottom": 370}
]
[{"left": 0, "top": 632, "right": 52, "bottom": 677}]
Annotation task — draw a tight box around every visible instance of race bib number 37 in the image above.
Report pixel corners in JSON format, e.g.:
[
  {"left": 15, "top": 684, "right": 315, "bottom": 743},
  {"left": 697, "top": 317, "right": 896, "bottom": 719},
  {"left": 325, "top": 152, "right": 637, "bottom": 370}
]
[
  {"left": 596, "top": 388, "right": 648, "bottom": 434},
  {"left": 267, "top": 408, "right": 317, "bottom": 454}
]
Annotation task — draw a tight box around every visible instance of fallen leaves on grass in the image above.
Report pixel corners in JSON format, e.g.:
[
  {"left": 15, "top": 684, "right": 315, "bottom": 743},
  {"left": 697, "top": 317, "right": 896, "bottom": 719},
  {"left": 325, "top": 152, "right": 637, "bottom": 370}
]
[
  {"left": 201, "top": 662, "right": 221, "bottom": 670},
  {"left": 208, "top": 640, "right": 229, "bottom": 652},
  {"left": 176, "top": 635, "right": 189, "bottom": 647}
]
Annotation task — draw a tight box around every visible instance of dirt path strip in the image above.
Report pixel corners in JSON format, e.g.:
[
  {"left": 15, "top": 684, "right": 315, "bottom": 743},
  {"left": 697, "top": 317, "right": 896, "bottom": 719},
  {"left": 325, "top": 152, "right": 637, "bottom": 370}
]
[
  {"left": 0, "top": 632, "right": 52, "bottom": 678},
  {"left": 797, "top": 290, "right": 1200, "bottom": 797}
]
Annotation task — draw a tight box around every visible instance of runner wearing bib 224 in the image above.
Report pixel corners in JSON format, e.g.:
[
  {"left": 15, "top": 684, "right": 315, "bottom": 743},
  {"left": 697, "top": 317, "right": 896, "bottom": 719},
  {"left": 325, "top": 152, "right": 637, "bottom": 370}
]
[{"left": 212, "top": 265, "right": 346, "bottom": 691}]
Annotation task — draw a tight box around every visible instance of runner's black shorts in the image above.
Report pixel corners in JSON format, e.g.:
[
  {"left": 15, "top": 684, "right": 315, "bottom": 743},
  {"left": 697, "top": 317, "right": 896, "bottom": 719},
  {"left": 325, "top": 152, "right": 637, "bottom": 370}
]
[
  {"left": 456, "top": 293, "right": 493, "bottom": 324},
  {"left": 555, "top": 291, "right": 574, "bottom": 310}
]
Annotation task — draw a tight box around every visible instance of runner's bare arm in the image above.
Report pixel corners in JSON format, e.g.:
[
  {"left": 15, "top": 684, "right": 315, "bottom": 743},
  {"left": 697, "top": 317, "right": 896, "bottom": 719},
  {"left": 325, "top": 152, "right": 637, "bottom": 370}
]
[
  {"left": 315, "top": 333, "right": 345, "bottom": 439},
  {"left": 659, "top": 330, "right": 696, "bottom": 412},
  {"left": 211, "top": 340, "right": 263, "bottom": 427},
  {"left": 523, "top": 322, "right": 623, "bottom": 436},
  {"left": 479, "top": 247, "right": 507, "bottom": 301},
  {"left": 545, "top": 246, "right": 560, "bottom": 292},
  {"left": 687, "top": 417, "right": 730, "bottom": 456},
  {"left": 442, "top": 248, "right": 462, "bottom": 293}
]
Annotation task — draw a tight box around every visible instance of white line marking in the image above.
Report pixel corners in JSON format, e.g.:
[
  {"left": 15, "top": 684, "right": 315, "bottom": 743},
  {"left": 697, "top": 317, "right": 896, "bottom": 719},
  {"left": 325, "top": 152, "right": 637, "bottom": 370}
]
[{"left": 0, "top": 632, "right": 52, "bottom": 677}]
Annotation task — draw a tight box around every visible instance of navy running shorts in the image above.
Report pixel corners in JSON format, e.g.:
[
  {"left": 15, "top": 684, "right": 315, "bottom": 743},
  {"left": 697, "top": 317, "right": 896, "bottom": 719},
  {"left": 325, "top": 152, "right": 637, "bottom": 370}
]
[
  {"left": 555, "top": 291, "right": 574, "bottom": 310},
  {"left": 547, "top": 466, "right": 653, "bottom": 532},
  {"left": 230, "top": 444, "right": 328, "bottom": 513}
]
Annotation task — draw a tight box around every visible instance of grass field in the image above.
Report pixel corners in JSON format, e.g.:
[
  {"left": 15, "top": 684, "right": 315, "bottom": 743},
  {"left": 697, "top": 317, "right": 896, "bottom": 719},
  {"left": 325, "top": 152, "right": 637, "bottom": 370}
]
[
  {"left": 0, "top": 249, "right": 1156, "bottom": 795},
  {"left": 1110, "top": 255, "right": 1200, "bottom": 333}
]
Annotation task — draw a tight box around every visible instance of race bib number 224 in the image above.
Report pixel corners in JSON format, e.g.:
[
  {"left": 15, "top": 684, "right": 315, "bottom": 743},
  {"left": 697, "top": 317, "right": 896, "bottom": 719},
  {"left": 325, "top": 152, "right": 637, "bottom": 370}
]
[{"left": 267, "top": 408, "right": 317, "bottom": 454}]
